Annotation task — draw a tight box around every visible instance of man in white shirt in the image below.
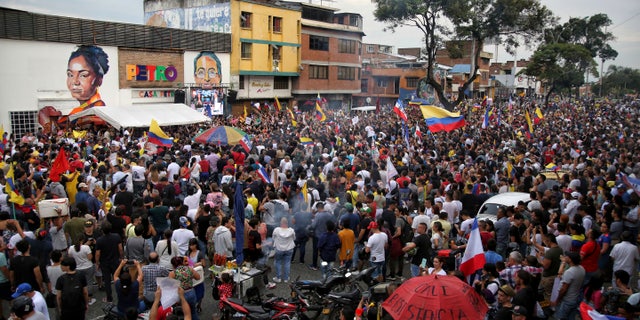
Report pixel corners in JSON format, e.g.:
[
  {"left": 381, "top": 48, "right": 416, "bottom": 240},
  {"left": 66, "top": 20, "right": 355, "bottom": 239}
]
[
  {"left": 12, "top": 283, "right": 50, "bottom": 319},
  {"left": 183, "top": 183, "right": 202, "bottom": 221},
  {"left": 610, "top": 231, "right": 640, "bottom": 288},
  {"left": 365, "top": 221, "right": 388, "bottom": 282},
  {"left": 172, "top": 217, "right": 195, "bottom": 255},
  {"left": 166, "top": 158, "right": 180, "bottom": 183},
  {"left": 131, "top": 158, "right": 147, "bottom": 196}
]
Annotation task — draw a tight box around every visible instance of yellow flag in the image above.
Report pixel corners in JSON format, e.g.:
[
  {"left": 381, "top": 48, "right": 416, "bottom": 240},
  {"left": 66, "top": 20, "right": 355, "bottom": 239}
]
[
  {"left": 73, "top": 130, "right": 87, "bottom": 139},
  {"left": 288, "top": 108, "right": 297, "bottom": 127},
  {"left": 5, "top": 164, "right": 25, "bottom": 206},
  {"left": 275, "top": 96, "right": 282, "bottom": 111}
]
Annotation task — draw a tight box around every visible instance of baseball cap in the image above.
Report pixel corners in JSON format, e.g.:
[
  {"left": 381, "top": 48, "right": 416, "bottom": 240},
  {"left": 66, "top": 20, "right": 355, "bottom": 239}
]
[
  {"left": 78, "top": 182, "right": 88, "bottom": 189},
  {"left": 11, "top": 296, "right": 34, "bottom": 318},
  {"left": 563, "top": 188, "right": 573, "bottom": 193},
  {"left": 84, "top": 220, "right": 94, "bottom": 227},
  {"left": 12, "top": 283, "right": 33, "bottom": 299},
  {"left": 367, "top": 221, "right": 378, "bottom": 230},
  {"left": 570, "top": 192, "right": 581, "bottom": 199},
  {"left": 179, "top": 216, "right": 190, "bottom": 228},
  {"left": 512, "top": 305, "right": 527, "bottom": 316}
]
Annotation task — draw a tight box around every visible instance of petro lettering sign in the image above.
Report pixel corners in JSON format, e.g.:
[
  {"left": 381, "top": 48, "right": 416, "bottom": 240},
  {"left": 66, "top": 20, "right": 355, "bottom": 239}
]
[{"left": 126, "top": 64, "right": 178, "bottom": 82}]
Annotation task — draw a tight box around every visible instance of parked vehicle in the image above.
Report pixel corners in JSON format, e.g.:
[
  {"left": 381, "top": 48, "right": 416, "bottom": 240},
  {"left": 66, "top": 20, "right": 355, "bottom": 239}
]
[{"left": 476, "top": 192, "right": 530, "bottom": 222}]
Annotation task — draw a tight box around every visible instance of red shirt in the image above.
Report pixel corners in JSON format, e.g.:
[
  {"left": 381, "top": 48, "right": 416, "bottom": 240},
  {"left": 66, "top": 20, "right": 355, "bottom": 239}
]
[
  {"left": 231, "top": 151, "right": 245, "bottom": 165},
  {"left": 199, "top": 159, "right": 210, "bottom": 173},
  {"left": 580, "top": 240, "right": 600, "bottom": 273}
]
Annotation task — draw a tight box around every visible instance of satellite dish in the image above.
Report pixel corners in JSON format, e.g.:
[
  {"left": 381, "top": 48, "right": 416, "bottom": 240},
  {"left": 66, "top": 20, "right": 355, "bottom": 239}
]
[{"left": 366, "top": 97, "right": 372, "bottom": 104}]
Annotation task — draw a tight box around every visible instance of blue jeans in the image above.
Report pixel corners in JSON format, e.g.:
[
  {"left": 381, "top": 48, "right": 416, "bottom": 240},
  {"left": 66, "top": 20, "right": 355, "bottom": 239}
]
[
  {"left": 352, "top": 243, "right": 362, "bottom": 268},
  {"left": 554, "top": 300, "right": 578, "bottom": 320},
  {"left": 312, "top": 236, "right": 319, "bottom": 267},
  {"left": 410, "top": 264, "right": 421, "bottom": 277},
  {"left": 274, "top": 249, "right": 293, "bottom": 281},
  {"left": 292, "top": 236, "right": 308, "bottom": 264},
  {"left": 371, "top": 261, "right": 385, "bottom": 279},
  {"left": 184, "top": 288, "right": 199, "bottom": 320},
  {"left": 320, "top": 261, "right": 335, "bottom": 279}
]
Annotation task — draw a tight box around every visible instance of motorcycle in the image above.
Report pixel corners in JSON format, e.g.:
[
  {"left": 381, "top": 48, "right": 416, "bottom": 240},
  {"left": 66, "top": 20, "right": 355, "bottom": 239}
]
[
  {"left": 221, "top": 290, "right": 312, "bottom": 320},
  {"left": 292, "top": 263, "right": 351, "bottom": 305}
]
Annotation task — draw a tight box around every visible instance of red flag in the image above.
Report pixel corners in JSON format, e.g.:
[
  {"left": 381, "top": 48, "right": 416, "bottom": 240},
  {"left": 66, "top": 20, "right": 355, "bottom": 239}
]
[{"left": 49, "top": 147, "right": 70, "bottom": 182}]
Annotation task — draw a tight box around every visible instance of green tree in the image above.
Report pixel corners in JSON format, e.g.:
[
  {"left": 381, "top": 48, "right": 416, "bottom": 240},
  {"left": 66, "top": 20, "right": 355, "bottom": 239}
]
[
  {"left": 372, "top": 0, "right": 553, "bottom": 110},
  {"left": 523, "top": 43, "right": 595, "bottom": 103},
  {"left": 525, "top": 13, "right": 618, "bottom": 102},
  {"left": 592, "top": 65, "right": 640, "bottom": 98}
]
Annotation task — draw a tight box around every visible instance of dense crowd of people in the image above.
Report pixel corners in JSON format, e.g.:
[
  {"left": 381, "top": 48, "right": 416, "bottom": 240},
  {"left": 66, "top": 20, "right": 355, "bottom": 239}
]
[{"left": 0, "top": 96, "right": 639, "bottom": 320}]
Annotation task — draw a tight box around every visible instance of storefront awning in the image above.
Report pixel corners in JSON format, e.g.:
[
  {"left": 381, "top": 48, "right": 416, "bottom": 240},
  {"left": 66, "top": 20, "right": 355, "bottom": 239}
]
[{"left": 68, "top": 104, "right": 211, "bottom": 130}]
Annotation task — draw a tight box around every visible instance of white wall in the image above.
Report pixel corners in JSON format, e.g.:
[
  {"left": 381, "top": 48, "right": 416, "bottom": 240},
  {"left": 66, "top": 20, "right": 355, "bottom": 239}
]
[{"left": 0, "top": 40, "right": 120, "bottom": 130}]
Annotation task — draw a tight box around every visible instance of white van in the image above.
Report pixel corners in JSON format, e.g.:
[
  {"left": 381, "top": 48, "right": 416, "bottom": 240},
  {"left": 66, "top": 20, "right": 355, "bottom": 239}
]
[{"left": 476, "top": 192, "right": 530, "bottom": 222}]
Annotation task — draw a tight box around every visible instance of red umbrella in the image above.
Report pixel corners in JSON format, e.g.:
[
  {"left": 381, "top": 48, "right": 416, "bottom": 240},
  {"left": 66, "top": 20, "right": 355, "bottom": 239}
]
[{"left": 382, "top": 274, "right": 488, "bottom": 320}]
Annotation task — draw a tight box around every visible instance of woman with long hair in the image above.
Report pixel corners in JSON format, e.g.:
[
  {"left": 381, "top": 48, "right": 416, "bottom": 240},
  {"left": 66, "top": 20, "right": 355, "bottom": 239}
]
[
  {"left": 67, "top": 234, "right": 97, "bottom": 304},
  {"left": 155, "top": 229, "right": 179, "bottom": 270}
]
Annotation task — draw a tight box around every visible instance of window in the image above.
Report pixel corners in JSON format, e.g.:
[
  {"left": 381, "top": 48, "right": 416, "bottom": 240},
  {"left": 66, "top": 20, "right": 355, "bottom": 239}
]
[
  {"left": 349, "top": 15, "right": 360, "bottom": 27},
  {"left": 241, "top": 42, "right": 252, "bottom": 59},
  {"left": 10, "top": 111, "right": 37, "bottom": 137},
  {"left": 376, "top": 78, "right": 388, "bottom": 87},
  {"left": 271, "top": 45, "right": 280, "bottom": 60},
  {"left": 239, "top": 75, "right": 245, "bottom": 90},
  {"left": 361, "top": 79, "right": 368, "bottom": 93},
  {"left": 338, "top": 39, "right": 356, "bottom": 54},
  {"left": 272, "top": 17, "right": 282, "bottom": 33},
  {"left": 309, "top": 65, "right": 328, "bottom": 79},
  {"left": 337, "top": 67, "right": 355, "bottom": 80},
  {"left": 309, "top": 35, "right": 329, "bottom": 51},
  {"left": 274, "top": 76, "right": 289, "bottom": 90},
  {"left": 406, "top": 77, "right": 419, "bottom": 88},
  {"left": 240, "top": 12, "right": 252, "bottom": 28},
  {"left": 367, "top": 45, "right": 374, "bottom": 53}
]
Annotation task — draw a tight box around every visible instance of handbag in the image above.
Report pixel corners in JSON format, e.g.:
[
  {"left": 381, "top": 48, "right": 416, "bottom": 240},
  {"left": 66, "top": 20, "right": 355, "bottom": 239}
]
[{"left": 45, "top": 292, "right": 57, "bottom": 308}]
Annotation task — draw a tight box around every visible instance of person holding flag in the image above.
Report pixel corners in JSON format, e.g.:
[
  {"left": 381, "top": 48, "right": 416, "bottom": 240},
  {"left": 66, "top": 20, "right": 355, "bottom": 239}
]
[
  {"left": 315, "top": 94, "right": 327, "bottom": 122},
  {"left": 459, "top": 218, "right": 486, "bottom": 278}
]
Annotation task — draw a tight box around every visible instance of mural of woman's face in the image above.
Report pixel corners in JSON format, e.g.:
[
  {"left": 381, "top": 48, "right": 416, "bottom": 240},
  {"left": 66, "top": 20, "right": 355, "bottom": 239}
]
[
  {"left": 195, "top": 55, "right": 221, "bottom": 86},
  {"left": 67, "top": 55, "right": 101, "bottom": 102}
]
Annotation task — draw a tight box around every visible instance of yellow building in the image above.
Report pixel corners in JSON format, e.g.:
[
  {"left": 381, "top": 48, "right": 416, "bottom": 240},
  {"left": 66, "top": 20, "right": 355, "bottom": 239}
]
[{"left": 230, "top": 0, "right": 301, "bottom": 111}]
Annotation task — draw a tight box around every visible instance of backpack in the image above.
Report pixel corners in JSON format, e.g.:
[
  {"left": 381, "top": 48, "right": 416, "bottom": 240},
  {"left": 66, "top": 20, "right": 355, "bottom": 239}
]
[
  {"left": 60, "top": 273, "right": 85, "bottom": 308},
  {"left": 400, "top": 217, "right": 413, "bottom": 244}
]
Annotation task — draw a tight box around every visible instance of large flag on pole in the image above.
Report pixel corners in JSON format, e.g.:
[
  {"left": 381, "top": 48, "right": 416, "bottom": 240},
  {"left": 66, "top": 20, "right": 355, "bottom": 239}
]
[
  {"left": 148, "top": 119, "right": 173, "bottom": 147},
  {"left": 315, "top": 94, "right": 327, "bottom": 122},
  {"left": 420, "top": 105, "right": 466, "bottom": 132},
  {"left": 386, "top": 157, "right": 398, "bottom": 186},
  {"left": 275, "top": 96, "right": 282, "bottom": 112},
  {"left": 5, "top": 164, "right": 25, "bottom": 206},
  {"left": 459, "top": 218, "right": 486, "bottom": 276},
  {"left": 50, "top": 147, "right": 71, "bottom": 182},
  {"left": 393, "top": 99, "right": 408, "bottom": 122},
  {"left": 287, "top": 108, "right": 298, "bottom": 127},
  {"left": 233, "top": 181, "right": 245, "bottom": 265}
]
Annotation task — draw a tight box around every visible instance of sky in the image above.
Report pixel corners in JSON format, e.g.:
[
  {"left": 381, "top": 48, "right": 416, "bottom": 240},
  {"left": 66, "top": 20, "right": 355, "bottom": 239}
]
[{"left": 1, "top": 0, "right": 638, "bottom": 71}]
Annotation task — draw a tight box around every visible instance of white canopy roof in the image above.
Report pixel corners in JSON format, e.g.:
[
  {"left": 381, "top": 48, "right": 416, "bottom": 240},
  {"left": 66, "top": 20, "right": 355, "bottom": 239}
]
[{"left": 68, "top": 104, "right": 211, "bottom": 129}]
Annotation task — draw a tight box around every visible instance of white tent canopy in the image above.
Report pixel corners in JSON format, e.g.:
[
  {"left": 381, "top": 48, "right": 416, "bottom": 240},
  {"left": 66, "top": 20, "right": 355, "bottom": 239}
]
[{"left": 68, "top": 104, "right": 211, "bottom": 130}]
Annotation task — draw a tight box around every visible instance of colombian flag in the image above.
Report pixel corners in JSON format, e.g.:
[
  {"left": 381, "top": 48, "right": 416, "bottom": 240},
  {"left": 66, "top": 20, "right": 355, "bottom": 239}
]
[
  {"left": 300, "top": 137, "right": 314, "bottom": 146},
  {"left": 147, "top": 119, "right": 173, "bottom": 147},
  {"left": 315, "top": 94, "right": 327, "bottom": 122},
  {"left": 5, "top": 164, "right": 25, "bottom": 206},
  {"left": 534, "top": 106, "right": 544, "bottom": 125},
  {"left": 420, "top": 105, "right": 465, "bottom": 133},
  {"left": 0, "top": 125, "right": 6, "bottom": 155},
  {"left": 525, "top": 109, "right": 534, "bottom": 138},
  {"left": 288, "top": 108, "right": 297, "bottom": 127}
]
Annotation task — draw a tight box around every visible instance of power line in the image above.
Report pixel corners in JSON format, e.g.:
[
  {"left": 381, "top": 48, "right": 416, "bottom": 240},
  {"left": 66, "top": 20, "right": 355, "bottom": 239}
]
[{"left": 611, "top": 11, "right": 640, "bottom": 30}]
